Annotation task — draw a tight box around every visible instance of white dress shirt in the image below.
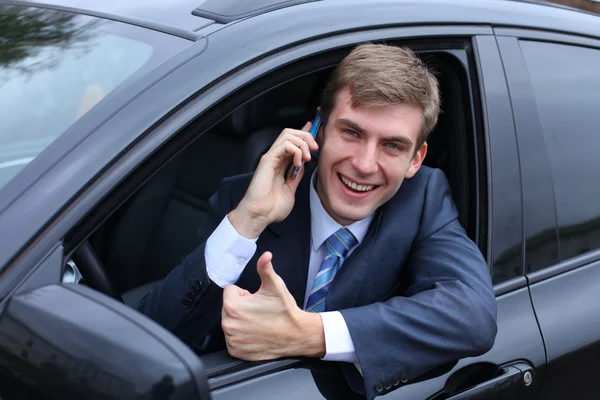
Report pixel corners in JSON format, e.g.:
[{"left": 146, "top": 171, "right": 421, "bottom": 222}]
[{"left": 205, "top": 171, "right": 375, "bottom": 363}]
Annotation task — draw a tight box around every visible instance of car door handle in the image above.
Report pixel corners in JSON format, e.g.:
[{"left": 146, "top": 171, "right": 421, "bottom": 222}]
[{"left": 428, "top": 361, "right": 534, "bottom": 400}]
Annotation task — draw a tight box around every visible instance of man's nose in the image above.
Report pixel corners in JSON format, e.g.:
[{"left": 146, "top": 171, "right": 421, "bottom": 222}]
[{"left": 352, "top": 145, "right": 378, "bottom": 176}]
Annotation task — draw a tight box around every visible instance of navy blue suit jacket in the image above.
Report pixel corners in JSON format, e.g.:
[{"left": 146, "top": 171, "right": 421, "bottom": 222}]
[{"left": 138, "top": 162, "right": 497, "bottom": 399}]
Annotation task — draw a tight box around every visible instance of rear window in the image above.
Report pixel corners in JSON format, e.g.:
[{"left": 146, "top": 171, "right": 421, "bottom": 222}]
[
  {"left": 0, "top": 5, "right": 188, "bottom": 190},
  {"left": 520, "top": 40, "right": 600, "bottom": 262}
]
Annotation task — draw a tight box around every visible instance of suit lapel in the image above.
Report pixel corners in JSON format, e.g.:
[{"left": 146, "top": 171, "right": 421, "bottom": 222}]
[{"left": 256, "top": 164, "right": 315, "bottom": 308}]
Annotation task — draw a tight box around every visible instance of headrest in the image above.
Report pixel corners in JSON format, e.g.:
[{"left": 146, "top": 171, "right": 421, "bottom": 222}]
[
  {"left": 213, "top": 91, "right": 280, "bottom": 138},
  {"left": 240, "top": 126, "right": 282, "bottom": 173}
]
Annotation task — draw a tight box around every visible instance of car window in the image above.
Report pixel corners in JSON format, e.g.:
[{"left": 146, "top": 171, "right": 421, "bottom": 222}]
[
  {"left": 0, "top": 5, "right": 188, "bottom": 191},
  {"left": 520, "top": 40, "right": 600, "bottom": 263}
]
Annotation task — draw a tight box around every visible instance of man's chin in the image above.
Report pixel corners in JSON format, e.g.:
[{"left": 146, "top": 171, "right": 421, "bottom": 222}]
[{"left": 330, "top": 207, "right": 374, "bottom": 226}]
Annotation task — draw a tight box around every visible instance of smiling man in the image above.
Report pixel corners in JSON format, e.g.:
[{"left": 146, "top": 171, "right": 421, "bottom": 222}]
[{"left": 139, "top": 44, "right": 497, "bottom": 400}]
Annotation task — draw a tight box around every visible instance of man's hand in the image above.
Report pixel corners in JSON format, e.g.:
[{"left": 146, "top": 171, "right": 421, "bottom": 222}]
[
  {"left": 228, "top": 122, "right": 319, "bottom": 239},
  {"left": 221, "top": 252, "right": 326, "bottom": 361}
]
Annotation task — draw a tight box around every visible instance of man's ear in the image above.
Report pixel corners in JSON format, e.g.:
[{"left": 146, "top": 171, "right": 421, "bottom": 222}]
[{"left": 405, "top": 142, "right": 428, "bottom": 179}]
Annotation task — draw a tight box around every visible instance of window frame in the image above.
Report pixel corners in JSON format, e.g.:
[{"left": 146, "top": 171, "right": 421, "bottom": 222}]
[
  {"left": 474, "top": 34, "right": 526, "bottom": 290},
  {"left": 200, "top": 39, "right": 492, "bottom": 394},
  {"left": 55, "top": 25, "right": 493, "bottom": 390},
  {"left": 63, "top": 25, "right": 492, "bottom": 269}
]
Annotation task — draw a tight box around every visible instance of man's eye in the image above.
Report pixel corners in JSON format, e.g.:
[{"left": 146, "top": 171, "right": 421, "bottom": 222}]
[
  {"left": 345, "top": 129, "right": 358, "bottom": 137},
  {"left": 386, "top": 143, "right": 401, "bottom": 150}
]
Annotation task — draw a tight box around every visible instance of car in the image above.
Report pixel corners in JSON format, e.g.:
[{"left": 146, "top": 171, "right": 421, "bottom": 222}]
[{"left": 0, "top": 0, "right": 599, "bottom": 399}]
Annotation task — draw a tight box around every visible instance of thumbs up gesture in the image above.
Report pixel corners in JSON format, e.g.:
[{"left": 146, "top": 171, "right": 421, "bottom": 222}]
[{"left": 221, "top": 252, "right": 326, "bottom": 361}]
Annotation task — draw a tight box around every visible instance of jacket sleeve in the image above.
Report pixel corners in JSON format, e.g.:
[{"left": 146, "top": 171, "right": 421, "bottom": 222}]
[
  {"left": 340, "top": 169, "right": 498, "bottom": 400},
  {"left": 137, "top": 174, "right": 248, "bottom": 349}
]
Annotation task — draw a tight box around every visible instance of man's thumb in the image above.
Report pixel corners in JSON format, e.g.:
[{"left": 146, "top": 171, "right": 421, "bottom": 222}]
[{"left": 257, "top": 252, "right": 280, "bottom": 292}]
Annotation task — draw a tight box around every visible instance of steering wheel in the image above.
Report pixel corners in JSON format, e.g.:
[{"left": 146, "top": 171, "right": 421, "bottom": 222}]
[{"left": 72, "top": 241, "right": 123, "bottom": 302}]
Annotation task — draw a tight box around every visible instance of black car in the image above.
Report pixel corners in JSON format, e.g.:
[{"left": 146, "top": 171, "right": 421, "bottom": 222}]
[{"left": 0, "top": 0, "right": 599, "bottom": 399}]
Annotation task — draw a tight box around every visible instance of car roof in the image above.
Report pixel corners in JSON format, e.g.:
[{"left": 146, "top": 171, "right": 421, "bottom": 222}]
[
  {"left": 5, "top": 0, "right": 599, "bottom": 42},
  {"left": 5, "top": 0, "right": 214, "bottom": 35}
]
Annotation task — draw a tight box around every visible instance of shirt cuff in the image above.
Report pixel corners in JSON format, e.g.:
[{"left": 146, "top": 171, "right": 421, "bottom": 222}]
[
  {"left": 205, "top": 215, "right": 258, "bottom": 287},
  {"left": 319, "top": 311, "right": 359, "bottom": 363}
]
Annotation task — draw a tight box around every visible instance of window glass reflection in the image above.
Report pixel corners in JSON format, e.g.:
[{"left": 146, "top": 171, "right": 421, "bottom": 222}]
[
  {"left": 0, "top": 5, "right": 184, "bottom": 191},
  {"left": 521, "top": 40, "right": 600, "bottom": 262}
]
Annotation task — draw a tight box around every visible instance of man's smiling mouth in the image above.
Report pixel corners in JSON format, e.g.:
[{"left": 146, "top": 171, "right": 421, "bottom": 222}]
[{"left": 338, "top": 173, "right": 379, "bottom": 192}]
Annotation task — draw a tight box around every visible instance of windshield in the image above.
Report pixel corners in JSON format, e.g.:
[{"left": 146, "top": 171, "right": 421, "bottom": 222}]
[{"left": 0, "top": 5, "right": 188, "bottom": 190}]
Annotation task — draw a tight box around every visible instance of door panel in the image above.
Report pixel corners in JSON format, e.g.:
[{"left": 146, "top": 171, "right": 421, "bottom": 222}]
[
  {"left": 497, "top": 31, "right": 600, "bottom": 400},
  {"left": 397, "top": 287, "right": 545, "bottom": 399},
  {"left": 212, "top": 369, "right": 325, "bottom": 400},
  {"left": 529, "top": 261, "right": 600, "bottom": 399},
  {"left": 381, "top": 287, "right": 544, "bottom": 399},
  {"left": 212, "top": 32, "right": 544, "bottom": 400},
  {"left": 210, "top": 288, "right": 545, "bottom": 400},
  {"left": 494, "top": 36, "right": 559, "bottom": 276}
]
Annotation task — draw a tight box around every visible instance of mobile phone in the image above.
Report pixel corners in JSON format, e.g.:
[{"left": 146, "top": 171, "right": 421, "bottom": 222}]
[{"left": 289, "top": 114, "right": 321, "bottom": 179}]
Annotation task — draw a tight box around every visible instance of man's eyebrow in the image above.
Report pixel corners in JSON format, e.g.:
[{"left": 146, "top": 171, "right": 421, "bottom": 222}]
[{"left": 336, "top": 118, "right": 364, "bottom": 133}]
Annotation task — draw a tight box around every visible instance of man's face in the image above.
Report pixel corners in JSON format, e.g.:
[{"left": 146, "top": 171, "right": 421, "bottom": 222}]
[{"left": 316, "top": 88, "right": 427, "bottom": 225}]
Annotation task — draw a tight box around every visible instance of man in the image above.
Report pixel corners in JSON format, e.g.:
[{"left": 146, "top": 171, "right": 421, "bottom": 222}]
[{"left": 139, "top": 44, "right": 497, "bottom": 399}]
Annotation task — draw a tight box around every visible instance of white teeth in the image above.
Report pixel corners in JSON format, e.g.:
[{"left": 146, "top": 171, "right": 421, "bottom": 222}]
[{"left": 340, "top": 175, "right": 375, "bottom": 192}]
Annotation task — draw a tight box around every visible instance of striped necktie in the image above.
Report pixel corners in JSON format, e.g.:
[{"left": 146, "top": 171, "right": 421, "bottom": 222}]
[{"left": 306, "top": 227, "right": 358, "bottom": 313}]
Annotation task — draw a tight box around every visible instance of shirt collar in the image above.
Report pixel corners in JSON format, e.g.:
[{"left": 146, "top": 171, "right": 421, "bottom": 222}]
[{"left": 309, "top": 169, "right": 375, "bottom": 251}]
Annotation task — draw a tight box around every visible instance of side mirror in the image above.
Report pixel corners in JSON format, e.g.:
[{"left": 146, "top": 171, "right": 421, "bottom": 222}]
[{"left": 0, "top": 283, "right": 211, "bottom": 400}]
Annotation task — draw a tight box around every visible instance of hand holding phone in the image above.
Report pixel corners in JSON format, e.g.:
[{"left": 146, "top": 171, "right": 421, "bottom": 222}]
[
  {"left": 289, "top": 114, "right": 321, "bottom": 179},
  {"left": 228, "top": 120, "right": 319, "bottom": 238}
]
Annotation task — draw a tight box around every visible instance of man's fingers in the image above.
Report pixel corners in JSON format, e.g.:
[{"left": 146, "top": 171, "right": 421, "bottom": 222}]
[
  {"left": 281, "top": 141, "right": 304, "bottom": 168},
  {"left": 272, "top": 127, "right": 319, "bottom": 152},
  {"left": 281, "top": 135, "right": 311, "bottom": 164},
  {"left": 223, "top": 284, "right": 247, "bottom": 298},
  {"left": 298, "top": 126, "right": 320, "bottom": 150},
  {"left": 226, "top": 338, "right": 269, "bottom": 361},
  {"left": 299, "top": 120, "right": 319, "bottom": 151},
  {"left": 285, "top": 161, "right": 305, "bottom": 188}
]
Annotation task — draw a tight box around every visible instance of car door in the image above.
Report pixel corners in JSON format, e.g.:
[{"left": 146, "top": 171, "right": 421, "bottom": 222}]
[
  {"left": 197, "top": 27, "right": 545, "bottom": 400},
  {"left": 496, "top": 28, "right": 600, "bottom": 400},
  {"left": 0, "top": 4, "right": 545, "bottom": 400}
]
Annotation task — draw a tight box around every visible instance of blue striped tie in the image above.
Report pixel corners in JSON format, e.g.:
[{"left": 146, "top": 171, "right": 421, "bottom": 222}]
[{"left": 306, "top": 228, "right": 358, "bottom": 313}]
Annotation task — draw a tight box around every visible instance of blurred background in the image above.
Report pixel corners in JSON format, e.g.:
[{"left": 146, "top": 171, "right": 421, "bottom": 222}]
[{"left": 547, "top": 0, "right": 600, "bottom": 12}]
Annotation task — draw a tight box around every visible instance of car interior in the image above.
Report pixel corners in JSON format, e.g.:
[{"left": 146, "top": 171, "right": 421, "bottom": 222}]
[{"left": 67, "top": 46, "right": 483, "bottom": 329}]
